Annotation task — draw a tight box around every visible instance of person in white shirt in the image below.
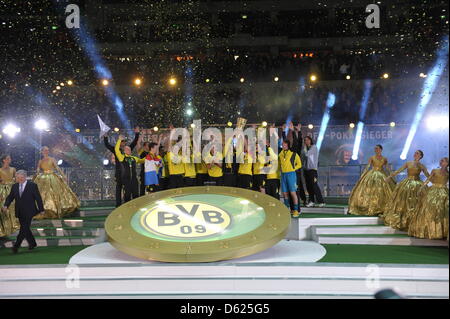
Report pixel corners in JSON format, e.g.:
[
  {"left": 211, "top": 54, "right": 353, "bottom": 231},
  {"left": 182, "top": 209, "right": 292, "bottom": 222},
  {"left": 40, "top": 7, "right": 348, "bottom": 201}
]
[{"left": 303, "top": 136, "right": 325, "bottom": 208}]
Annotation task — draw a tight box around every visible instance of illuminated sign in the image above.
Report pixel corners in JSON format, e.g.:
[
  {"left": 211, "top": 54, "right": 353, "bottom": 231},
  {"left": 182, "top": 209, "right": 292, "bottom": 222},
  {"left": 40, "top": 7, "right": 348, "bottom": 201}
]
[{"left": 106, "top": 186, "right": 291, "bottom": 262}]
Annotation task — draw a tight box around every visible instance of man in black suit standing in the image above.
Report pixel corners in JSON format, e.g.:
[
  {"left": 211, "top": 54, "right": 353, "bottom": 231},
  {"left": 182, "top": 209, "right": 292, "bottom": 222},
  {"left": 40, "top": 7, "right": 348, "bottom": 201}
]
[{"left": 2, "top": 170, "right": 44, "bottom": 254}]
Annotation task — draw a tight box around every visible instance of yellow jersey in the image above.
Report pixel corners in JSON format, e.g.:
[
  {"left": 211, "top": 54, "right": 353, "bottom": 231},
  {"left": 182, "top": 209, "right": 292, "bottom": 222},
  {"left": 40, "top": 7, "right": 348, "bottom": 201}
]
[
  {"left": 279, "top": 149, "right": 302, "bottom": 173},
  {"left": 205, "top": 151, "right": 223, "bottom": 178},
  {"left": 238, "top": 153, "right": 253, "bottom": 175},
  {"left": 165, "top": 151, "right": 185, "bottom": 175}
]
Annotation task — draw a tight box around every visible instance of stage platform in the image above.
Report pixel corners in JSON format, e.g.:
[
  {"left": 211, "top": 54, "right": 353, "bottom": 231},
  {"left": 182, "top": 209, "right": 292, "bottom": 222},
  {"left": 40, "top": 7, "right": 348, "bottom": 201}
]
[
  {"left": 0, "top": 204, "right": 448, "bottom": 299},
  {"left": 0, "top": 241, "right": 447, "bottom": 299}
]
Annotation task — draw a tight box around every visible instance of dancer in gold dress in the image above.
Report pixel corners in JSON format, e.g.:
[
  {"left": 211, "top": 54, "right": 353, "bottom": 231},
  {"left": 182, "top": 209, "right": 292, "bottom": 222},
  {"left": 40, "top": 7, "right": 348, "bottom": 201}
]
[
  {"left": 383, "top": 150, "right": 430, "bottom": 230},
  {"left": 408, "top": 157, "right": 449, "bottom": 240},
  {"left": 348, "top": 145, "right": 395, "bottom": 216},
  {"left": 33, "top": 147, "right": 80, "bottom": 219},
  {"left": 0, "top": 155, "right": 19, "bottom": 236}
]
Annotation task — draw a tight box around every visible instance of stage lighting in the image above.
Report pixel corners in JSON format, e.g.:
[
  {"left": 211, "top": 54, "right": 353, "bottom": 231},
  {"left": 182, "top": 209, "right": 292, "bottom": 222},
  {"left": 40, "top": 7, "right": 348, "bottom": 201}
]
[
  {"left": 242, "top": 15, "right": 247, "bottom": 19},
  {"left": 56, "top": 85, "right": 61, "bottom": 90},
  {"left": 114, "top": 127, "right": 120, "bottom": 132},
  {"left": 75, "top": 128, "right": 80, "bottom": 133},
  {"left": 274, "top": 77, "right": 279, "bottom": 82},
  {"left": 419, "top": 73, "right": 427, "bottom": 78},
  {"left": 205, "top": 78, "right": 210, "bottom": 83},
  {"left": 426, "top": 115, "right": 449, "bottom": 131},
  {"left": 134, "top": 78, "right": 142, "bottom": 86},
  {"left": 349, "top": 123, "right": 355, "bottom": 128},
  {"left": 240, "top": 77, "right": 245, "bottom": 83},
  {"left": 227, "top": 122, "right": 233, "bottom": 127},
  {"left": 390, "top": 122, "right": 396, "bottom": 127},
  {"left": 186, "top": 109, "right": 193, "bottom": 116},
  {"left": 346, "top": 75, "right": 351, "bottom": 80},
  {"left": 153, "top": 126, "right": 159, "bottom": 132},
  {"left": 310, "top": 74, "right": 317, "bottom": 82},
  {"left": 308, "top": 124, "right": 314, "bottom": 129},
  {"left": 67, "top": 80, "right": 73, "bottom": 86},
  {"left": 35, "top": 119, "right": 49, "bottom": 131},
  {"left": 102, "top": 79, "right": 109, "bottom": 86},
  {"left": 103, "top": 159, "right": 110, "bottom": 166},
  {"left": 400, "top": 154, "right": 407, "bottom": 160},
  {"left": 262, "top": 121, "right": 268, "bottom": 127},
  {"left": 57, "top": 160, "right": 63, "bottom": 166},
  {"left": 382, "top": 73, "right": 389, "bottom": 79},
  {"left": 60, "top": 82, "right": 65, "bottom": 87},
  {"left": 169, "top": 77, "right": 177, "bottom": 86},
  {"left": 2, "top": 124, "right": 20, "bottom": 138}
]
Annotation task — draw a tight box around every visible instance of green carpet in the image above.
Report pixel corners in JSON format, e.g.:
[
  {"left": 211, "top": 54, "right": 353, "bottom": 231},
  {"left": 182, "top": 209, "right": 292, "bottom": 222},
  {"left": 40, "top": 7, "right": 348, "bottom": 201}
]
[
  {"left": 319, "top": 244, "right": 449, "bottom": 264},
  {"left": 79, "top": 206, "right": 115, "bottom": 211},
  {"left": 0, "top": 243, "right": 448, "bottom": 266},
  {"left": 0, "top": 246, "right": 87, "bottom": 265}
]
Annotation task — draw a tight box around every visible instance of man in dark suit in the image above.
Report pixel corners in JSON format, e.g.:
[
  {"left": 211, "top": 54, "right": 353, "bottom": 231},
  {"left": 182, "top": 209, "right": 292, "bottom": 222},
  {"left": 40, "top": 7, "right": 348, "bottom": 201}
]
[
  {"left": 104, "top": 126, "right": 140, "bottom": 207},
  {"left": 2, "top": 170, "right": 44, "bottom": 254}
]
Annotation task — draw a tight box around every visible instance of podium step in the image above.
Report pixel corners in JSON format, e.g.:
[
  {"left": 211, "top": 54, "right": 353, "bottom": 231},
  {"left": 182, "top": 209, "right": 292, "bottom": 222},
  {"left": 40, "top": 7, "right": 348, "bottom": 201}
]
[
  {"left": 317, "top": 234, "right": 448, "bottom": 246},
  {"left": 3, "top": 235, "right": 102, "bottom": 247},
  {"left": 314, "top": 225, "right": 407, "bottom": 235},
  {"left": 29, "top": 227, "right": 104, "bottom": 237}
]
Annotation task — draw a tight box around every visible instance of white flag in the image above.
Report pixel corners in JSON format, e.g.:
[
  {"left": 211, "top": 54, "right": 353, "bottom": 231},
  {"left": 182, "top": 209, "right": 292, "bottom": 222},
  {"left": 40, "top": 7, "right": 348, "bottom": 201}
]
[{"left": 97, "top": 115, "right": 111, "bottom": 139}]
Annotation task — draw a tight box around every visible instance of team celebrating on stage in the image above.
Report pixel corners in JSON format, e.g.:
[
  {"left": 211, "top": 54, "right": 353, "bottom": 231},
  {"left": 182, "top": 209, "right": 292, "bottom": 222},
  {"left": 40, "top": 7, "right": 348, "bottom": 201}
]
[{"left": 0, "top": 122, "right": 448, "bottom": 249}]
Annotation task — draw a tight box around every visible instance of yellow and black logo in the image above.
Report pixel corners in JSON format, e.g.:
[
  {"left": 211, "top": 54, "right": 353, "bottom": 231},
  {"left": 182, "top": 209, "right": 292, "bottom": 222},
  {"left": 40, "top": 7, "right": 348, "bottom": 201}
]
[
  {"left": 106, "top": 186, "right": 291, "bottom": 263},
  {"left": 141, "top": 202, "right": 232, "bottom": 239}
]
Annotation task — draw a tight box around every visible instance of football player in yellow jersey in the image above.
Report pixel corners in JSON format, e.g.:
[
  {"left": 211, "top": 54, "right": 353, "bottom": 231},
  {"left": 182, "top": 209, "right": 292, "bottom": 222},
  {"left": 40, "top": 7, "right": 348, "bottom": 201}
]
[
  {"left": 205, "top": 147, "right": 224, "bottom": 186},
  {"left": 252, "top": 147, "right": 268, "bottom": 192},
  {"left": 223, "top": 137, "right": 238, "bottom": 187},
  {"left": 195, "top": 151, "right": 209, "bottom": 186},
  {"left": 279, "top": 140, "right": 302, "bottom": 217},
  {"left": 165, "top": 145, "right": 185, "bottom": 189},
  {"left": 237, "top": 143, "right": 253, "bottom": 189},
  {"left": 183, "top": 151, "right": 197, "bottom": 187},
  {"left": 264, "top": 145, "right": 281, "bottom": 200}
]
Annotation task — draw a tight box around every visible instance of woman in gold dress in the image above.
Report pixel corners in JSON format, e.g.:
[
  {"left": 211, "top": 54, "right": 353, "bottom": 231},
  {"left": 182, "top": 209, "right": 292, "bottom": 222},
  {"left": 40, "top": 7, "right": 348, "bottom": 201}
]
[
  {"left": 408, "top": 157, "right": 449, "bottom": 240},
  {"left": 383, "top": 150, "right": 430, "bottom": 230},
  {"left": 33, "top": 147, "right": 80, "bottom": 219},
  {"left": 0, "top": 155, "right": 19, "bottom": 236},
  {"left": 348, "top": 145, "right": 395, "bottom": 216}
]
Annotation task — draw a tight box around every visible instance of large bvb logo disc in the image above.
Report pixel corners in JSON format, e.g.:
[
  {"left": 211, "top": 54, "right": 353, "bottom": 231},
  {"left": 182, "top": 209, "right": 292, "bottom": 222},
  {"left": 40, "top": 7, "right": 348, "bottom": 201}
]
[
  {"left": 141, "top": 202, "right": 232, "bottom": 239},
  {"left": 106, "top": 187, "right": 291, "bottom": 263}
]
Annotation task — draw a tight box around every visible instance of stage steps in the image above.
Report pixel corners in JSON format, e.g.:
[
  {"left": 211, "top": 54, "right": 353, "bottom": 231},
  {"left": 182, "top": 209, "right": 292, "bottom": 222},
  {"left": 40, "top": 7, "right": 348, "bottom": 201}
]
[
  {"left": 2, "top": 207, "right": 111, "bottom": 248},
  {"left": 289, "top": 214, "right": 448, "bottom": 247},
  {"left": 2, "top": 235, "right": 102, "bottom": 248},
  {"left": 0, "top": 263, "right": 447, "bottom": 299}
]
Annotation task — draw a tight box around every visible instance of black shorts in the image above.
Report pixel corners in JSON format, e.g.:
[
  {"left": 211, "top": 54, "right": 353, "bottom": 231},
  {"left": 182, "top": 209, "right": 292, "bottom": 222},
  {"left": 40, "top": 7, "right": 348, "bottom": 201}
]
[
  {"left": 238, "top": 174, "right": 252, "bottom": 189},
  {"left": 252, "top": 174, "right": 266, "bottom": 191},
  {"left": 168, "top": 174, "right": 184, "bottom": 189},
  {"left": 208, "top": 176, "right": 224, "bottom": 186}
]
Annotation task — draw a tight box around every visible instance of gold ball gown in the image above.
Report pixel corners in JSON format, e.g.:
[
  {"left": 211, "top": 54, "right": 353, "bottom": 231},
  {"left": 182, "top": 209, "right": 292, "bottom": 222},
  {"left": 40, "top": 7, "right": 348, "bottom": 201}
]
[
  {"left": 33, "top": 158, "right": 80, "bottom": 219},
  {"left": 408, "top": 169, "right": 449, "bottom": 240},
  {"left": 383, "top": 162, "right": 430, "bottom": 231},
  {"left": 0, "top": 167, "right": 20, "bottom": 237},
  {"left": 348, "top": 156, "right": 395, "bottom": 216}
]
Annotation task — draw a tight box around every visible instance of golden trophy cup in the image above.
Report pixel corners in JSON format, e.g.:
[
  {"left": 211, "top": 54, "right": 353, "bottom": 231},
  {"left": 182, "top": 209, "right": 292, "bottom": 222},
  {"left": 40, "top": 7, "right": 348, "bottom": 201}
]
[{"left": 236, "top": 117, "right": 247, "bottom": 130}]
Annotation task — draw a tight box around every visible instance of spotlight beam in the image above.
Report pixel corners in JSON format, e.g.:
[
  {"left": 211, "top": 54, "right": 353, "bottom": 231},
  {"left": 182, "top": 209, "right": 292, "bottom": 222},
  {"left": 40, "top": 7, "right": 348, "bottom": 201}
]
[
  {"left": 317, "top": 93, "right": 336, "bottom": 151},
  {"left": 400, "top": 36, "right": 448, "bottom": 160},
  {"left": 68, "top": 18, "right": 131, "bottom": 130},
  {"left": 352, "top": 80, "right": 373, "bottom": 160}
]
